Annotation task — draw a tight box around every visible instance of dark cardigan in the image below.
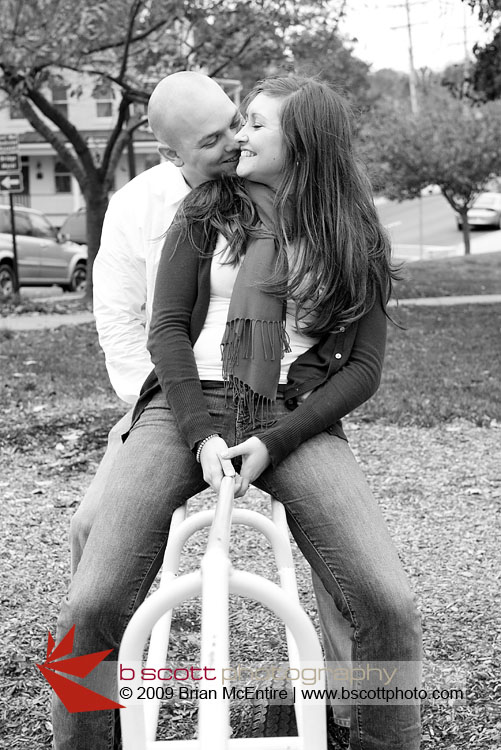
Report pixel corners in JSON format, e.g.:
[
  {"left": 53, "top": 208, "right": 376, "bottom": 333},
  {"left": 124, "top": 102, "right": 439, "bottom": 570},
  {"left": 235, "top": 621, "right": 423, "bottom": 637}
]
[{"left": 134, "top": 222, "right": 387, "bottom": 467}]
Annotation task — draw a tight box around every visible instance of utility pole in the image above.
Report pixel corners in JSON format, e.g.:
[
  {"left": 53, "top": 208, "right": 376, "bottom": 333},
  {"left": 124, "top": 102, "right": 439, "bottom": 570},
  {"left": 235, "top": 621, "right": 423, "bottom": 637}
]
[
  {"left": 405, "top": 0, "right": 419, "bottom": 114},
  {"left": 462, "top": 2, "right": 472, "bottom": 98},
  {"left": 392, "top": 0, "right": 424, "bottom": 254},
  {"left": 390, "top": 0, "right": 426, "bottom": 111}
]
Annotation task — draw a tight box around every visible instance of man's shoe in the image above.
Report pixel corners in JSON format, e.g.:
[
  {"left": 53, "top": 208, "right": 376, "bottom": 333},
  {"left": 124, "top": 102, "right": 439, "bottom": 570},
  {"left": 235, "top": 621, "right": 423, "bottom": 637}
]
[{"left": 326, "top": 708, "right": 350, "bottom": 749}]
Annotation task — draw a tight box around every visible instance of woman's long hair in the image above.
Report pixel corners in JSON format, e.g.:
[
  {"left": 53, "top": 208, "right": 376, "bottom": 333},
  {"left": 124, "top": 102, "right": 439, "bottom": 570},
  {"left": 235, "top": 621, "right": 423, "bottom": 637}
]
[
  {"left": 178, "top": 75, "right": 397, "bottom": 335},
  {"left": 246, "top": 76, "right": 396, "bottom": 334}
]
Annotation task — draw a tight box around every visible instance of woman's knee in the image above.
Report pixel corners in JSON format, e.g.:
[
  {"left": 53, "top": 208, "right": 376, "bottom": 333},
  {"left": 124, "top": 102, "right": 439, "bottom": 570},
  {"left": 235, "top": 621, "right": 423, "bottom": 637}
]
[{"left": 369, "top": 583, "right": 422, "bottom": 652}]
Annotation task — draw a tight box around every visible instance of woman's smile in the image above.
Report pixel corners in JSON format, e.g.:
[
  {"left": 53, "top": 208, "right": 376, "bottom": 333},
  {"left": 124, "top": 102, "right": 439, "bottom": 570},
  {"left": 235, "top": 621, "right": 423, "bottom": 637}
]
[{"left": 235, "top": 93, "right": 285, "bottom": 188}]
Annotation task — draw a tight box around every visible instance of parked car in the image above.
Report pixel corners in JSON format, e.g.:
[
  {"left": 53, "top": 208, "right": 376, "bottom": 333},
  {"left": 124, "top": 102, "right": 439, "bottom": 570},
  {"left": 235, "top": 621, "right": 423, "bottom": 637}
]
[
  {"left": 457, "top": 192, "right": 501, "bottom": 230},
  {"left": 59, "top": 207, "right": 87, "bottom": 245},
  {"left": 0, "top": 205, "right": 87, "bottom": 298},
  {"left": 420, "top": 184, "right": 441, "bottom": 196}
]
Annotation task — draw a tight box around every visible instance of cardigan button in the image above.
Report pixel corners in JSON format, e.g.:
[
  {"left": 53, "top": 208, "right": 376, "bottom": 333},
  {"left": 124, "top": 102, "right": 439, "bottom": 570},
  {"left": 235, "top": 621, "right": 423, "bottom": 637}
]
[
  {"left": 339, "top": 326, "right": 345, "bottom": 332},
  {"left": 335, "top": 353, "right": 342, "bottom": 359}
]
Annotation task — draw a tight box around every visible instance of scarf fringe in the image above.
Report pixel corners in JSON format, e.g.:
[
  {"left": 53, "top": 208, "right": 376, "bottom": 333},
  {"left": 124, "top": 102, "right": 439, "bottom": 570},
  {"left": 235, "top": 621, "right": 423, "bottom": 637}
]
[
  {"left": 221, "top": 318, "right": 291, "bottom": 427},
  {"left": 221, "top": 318, "right": 291, "bottom": 373},
  {"left": 223, "top": 375, "right": 277, "bottom": 428}
]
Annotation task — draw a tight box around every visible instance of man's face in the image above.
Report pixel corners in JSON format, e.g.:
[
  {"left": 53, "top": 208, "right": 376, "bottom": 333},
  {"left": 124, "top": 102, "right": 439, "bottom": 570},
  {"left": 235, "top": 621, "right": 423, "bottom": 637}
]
[{"left": 173, "top": 97, "right": 243, "bottom": 187}]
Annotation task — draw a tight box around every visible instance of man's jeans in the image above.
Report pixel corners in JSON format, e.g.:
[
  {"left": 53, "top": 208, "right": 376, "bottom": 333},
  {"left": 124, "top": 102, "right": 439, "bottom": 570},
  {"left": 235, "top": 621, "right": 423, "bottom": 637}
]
[
  {"left": 70, "top": 410, "right": 133, "bottom": 577},
  {"left": 54, "top": 388, "right": 422, "bottom": 749}
]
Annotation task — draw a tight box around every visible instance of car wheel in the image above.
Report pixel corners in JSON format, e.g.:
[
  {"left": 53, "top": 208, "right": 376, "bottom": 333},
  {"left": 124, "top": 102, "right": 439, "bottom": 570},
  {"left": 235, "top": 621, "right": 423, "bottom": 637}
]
[
  {"left": 64, "top": 263, "right": 87, "bottom": 293},
  {"left": 0, "top": 263, "right": 16, "bottom": 299}
]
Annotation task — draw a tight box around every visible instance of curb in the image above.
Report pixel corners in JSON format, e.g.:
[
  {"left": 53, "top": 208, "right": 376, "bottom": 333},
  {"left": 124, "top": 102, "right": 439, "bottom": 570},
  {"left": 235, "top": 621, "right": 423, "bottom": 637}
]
[{"left": 2, "top": 294, "right": 501, "bottom": 332}]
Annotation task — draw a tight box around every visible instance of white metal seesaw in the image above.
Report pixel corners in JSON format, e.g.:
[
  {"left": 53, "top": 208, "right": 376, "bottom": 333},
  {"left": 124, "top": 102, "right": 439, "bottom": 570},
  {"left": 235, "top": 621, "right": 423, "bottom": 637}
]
[{"left": 118, "top": 476, "right": 327, "bottom": 750}]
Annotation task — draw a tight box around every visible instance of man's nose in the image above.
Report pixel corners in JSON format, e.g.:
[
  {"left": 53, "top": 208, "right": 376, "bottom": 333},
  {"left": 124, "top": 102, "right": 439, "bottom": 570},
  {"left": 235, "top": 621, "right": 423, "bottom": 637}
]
[
  {"left": 234, "top": 126, "right": 247, "bottom": 144},
  {"left": 222, "top": 131, "right": 239, "bottom": 150}
]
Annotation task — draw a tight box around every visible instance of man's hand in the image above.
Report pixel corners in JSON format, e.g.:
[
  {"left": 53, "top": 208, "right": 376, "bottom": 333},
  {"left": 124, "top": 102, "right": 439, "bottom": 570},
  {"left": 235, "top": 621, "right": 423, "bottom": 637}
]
[
  {"left": 199, "top": 436, "right": 242, "bottom": 495},
  {"left": 220, "top": 437, "right": 271, "bottom": 498}
]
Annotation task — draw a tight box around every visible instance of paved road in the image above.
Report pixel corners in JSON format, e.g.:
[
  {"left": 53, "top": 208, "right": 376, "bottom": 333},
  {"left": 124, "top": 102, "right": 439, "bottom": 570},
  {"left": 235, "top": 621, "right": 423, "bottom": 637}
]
[
  {"left": 15, "top": 194, "right": 501, "bottom": 303},
  {"left": 377, "top": 194, "right": 501, "bottom": 261}
]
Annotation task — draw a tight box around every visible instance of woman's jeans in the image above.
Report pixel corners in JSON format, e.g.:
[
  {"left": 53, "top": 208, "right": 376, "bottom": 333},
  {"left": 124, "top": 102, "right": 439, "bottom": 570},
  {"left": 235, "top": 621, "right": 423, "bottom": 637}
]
[{"left": 53, "top": 387, "right": 422, "bottom": 750}]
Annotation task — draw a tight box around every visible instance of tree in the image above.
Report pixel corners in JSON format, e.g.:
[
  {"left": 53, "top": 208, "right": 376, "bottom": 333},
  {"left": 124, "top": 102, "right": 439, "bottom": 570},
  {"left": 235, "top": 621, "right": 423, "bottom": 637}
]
[
  {"left": 366, "top": 68, "right": 411, "bottom": 107},
  {"left": 471, "top": 27, "right": 501, "bottom": 99},
  {"left": 360, "top": 86, "right": 501, "bottom": 254},
  {"left": 465, "top": 0, "right": 501, "bottom": 24},
  {"left": 0, "top": 0, "right": 353, "bottom": 300},
  {"left": 286, "top": 27, "right": 371, "bottom": 108},
  {"left": 462, "top": 0, "right": 501, "bottom": 100}
]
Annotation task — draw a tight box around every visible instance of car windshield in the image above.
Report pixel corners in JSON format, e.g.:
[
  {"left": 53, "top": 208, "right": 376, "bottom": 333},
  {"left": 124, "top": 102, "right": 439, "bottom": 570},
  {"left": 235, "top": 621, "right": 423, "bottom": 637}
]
[
  {"left": 472, "top": 195, "right": 501, "bottom": 209},
  {"left": 30, "top": 212, "right": 58, "bottom": 239}
]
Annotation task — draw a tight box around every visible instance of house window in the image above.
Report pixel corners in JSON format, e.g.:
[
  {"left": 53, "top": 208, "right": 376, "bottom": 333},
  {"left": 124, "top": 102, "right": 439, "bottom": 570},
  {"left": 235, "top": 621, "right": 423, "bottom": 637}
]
[
  {"left": 51, "top": 84, "right": 68, "bottom": 117},
  {"left": 132, "top": 101, "right": 147, "bottom": 118},
  {"left": 93, "top": 82, "right": 114, "bottom": 118},
  {"left": 54, "top": 161, "right": 72, "bottom": 193},
  {"left": 9, "top": 100, "right": 24, "bottom": 119}
]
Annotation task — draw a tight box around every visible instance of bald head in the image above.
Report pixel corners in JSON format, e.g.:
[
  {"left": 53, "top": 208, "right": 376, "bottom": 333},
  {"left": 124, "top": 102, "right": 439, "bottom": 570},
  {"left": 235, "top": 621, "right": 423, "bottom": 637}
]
[
  {"left": 148, "top": 72, "right": 242, "bottom": 187},
  {"left": 149, "top": 72, "right": 231, "bottom": 149}
]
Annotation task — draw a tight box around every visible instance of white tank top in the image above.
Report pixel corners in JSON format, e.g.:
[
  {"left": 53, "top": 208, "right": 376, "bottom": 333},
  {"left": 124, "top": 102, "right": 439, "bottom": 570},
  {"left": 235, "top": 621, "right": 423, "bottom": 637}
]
[{"left": 193, "top": 235, "right": 319, "bottom": 383}]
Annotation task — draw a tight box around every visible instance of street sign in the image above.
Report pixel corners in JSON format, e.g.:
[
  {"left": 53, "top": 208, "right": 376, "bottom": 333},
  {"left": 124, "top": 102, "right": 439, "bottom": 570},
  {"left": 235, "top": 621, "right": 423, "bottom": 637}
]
[
  {"left": 0, "top": 173, "right": 23, "bottom": 193},
  {"left": 0, "top": 153, "right": 20, "bottom": 173},
  {"left": 0, "top": 134, "right": 19, "bottom": 151}
]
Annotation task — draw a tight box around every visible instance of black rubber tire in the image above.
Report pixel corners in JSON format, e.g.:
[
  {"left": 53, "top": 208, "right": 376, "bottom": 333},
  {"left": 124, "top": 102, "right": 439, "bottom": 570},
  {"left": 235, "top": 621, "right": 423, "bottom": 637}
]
[
  {"left": 63, "top": 263, "right": 87, "bottom": 292},
  {"left": 250, "top": 700, "right": 297, "bottom": 737},
  {"left": 0, "top": 262, "right": 16, "bottom": 299}
]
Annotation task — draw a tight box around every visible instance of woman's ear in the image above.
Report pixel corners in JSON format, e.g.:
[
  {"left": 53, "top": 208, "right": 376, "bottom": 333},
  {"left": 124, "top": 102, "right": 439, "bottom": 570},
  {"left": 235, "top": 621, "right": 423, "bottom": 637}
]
[{"left": 158, "top": 145, "right": 184, "bottom": 167}]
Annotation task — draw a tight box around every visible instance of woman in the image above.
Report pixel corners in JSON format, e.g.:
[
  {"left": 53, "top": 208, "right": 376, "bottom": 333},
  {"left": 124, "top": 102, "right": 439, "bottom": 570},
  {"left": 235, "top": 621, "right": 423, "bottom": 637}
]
[
  {"left": 55, "top": 76, "right": 421, "bottom": 750},
  {"left": 144, "top": 76, "right": 422, "bottom": 749}
]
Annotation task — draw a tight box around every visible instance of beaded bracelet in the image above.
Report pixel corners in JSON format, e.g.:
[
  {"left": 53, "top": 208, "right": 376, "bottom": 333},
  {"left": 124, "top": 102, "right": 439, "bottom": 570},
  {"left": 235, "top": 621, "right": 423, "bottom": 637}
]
[{"left": 195, "top": 434, "right": 219, "bottom": 463}]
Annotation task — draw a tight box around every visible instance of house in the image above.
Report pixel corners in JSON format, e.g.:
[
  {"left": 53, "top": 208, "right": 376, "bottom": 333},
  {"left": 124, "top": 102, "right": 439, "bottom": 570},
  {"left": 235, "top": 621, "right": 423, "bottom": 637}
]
[{"left": 0, "top": 75, "right": 241, "bottom": 227}]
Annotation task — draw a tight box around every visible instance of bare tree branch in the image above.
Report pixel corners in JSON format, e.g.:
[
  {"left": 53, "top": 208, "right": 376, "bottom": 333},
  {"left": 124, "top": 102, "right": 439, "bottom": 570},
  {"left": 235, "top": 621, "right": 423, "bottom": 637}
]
[
  {"left": 117, "top": 0, "right": 144, "bottom": 83},
  {"left": 17, "top": 97, "right": 88, "bottom": 189},
  {"left": 208, "top": 35, "right": 254, "bottom": 78},
  {"left": 83, "top": 15, "right": 175, "bottom": 55},
  {"left": 100, "top": 93, "right": 131, "bottom": 175}
]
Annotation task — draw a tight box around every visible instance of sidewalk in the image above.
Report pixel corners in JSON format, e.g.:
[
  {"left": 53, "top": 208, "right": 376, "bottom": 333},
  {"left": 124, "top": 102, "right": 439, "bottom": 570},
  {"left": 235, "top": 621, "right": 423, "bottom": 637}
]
[
  {"left": 1, "top": 294, "right": 501, "bottom": 332},
  {"left": 0, "top": 310, "right": 94, "bottom": 331},
  {"left": 391, "top": 293, "right": 501, "bottom": 307}
]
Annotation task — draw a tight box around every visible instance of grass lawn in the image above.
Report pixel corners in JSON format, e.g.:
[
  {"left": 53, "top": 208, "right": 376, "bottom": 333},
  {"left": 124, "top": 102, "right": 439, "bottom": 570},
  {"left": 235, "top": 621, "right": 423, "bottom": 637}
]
[
  {"left": 395, "top": 251, "right": 501, "bottom": 299},
  {"left": 1, "top": 254, "right": 500, "bottom": 749}
]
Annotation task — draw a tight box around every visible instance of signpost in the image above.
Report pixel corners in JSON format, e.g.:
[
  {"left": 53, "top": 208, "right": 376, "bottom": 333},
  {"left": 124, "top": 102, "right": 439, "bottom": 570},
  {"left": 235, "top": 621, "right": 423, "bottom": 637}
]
[
  {"left": 0, "top": 173, "right": 23, "bottom": 192},
  {"left": 0, "top": 134, "right": 22, "bottom": 297}
]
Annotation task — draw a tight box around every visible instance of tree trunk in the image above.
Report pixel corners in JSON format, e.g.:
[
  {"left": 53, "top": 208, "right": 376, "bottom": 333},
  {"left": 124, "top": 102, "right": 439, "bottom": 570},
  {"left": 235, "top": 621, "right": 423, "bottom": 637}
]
[
  {"left": 459, "top": 209, "right": 471, "bottom": 255},
  {"left": 84, "top": 189, "right": 109, "bottom": 304}
]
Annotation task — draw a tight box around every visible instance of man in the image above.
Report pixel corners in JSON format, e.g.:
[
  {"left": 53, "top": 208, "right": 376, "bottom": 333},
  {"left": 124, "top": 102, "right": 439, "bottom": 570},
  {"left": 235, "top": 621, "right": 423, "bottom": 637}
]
[
  {"left": 70, "top": 72, "right": 243, "bottom": 572},
  {"left": 55, "top": 72, "right": 350, "bottom": 749}
]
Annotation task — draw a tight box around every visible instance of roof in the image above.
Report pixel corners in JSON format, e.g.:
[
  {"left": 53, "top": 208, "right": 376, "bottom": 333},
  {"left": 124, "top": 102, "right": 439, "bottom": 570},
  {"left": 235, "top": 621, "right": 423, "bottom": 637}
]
[{"left": 19, "top": 129, "right": 156, "bottom": 144}]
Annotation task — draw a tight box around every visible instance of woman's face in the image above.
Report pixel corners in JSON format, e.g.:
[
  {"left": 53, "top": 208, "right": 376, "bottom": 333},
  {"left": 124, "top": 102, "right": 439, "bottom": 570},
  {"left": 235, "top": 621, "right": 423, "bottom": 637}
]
[{"left": 235, "top": 93, "right": 286, "bottom": 189}]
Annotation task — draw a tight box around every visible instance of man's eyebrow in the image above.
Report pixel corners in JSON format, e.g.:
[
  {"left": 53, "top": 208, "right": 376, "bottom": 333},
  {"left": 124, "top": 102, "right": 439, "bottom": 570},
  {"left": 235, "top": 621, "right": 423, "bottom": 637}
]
[
  {"left": 197, "top": 111, "right": 241, "bottom": 146},
  {"left": 197, "top": 129, "right": 221, "bottom": 147}
]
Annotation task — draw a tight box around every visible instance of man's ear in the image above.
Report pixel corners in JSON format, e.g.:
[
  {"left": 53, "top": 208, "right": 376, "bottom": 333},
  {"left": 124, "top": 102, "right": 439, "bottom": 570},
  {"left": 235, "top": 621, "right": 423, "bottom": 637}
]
[{"left": 158, "top": 145, "right": 183, "bottom": 167}]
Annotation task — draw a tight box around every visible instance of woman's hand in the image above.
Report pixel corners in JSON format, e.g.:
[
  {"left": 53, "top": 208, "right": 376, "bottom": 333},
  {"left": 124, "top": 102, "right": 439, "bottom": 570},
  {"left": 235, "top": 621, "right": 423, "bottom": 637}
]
[
  {"left": 220, "top": 437, "right": 271, "bottom": 498},
  {"left": 199, "top": 436, "right": 242, "bottom": 495}
]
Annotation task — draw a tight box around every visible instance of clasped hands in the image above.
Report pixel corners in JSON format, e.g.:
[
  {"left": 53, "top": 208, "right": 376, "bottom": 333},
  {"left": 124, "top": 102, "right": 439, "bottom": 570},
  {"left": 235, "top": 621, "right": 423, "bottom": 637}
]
[{"left": 199, "top": 435, "right": 270, "bottom": 498}]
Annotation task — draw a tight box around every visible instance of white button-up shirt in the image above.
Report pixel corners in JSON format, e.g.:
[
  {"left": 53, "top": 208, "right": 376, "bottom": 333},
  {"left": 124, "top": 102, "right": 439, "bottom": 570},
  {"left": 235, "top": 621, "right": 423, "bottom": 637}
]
[{"left": 93, "top": 162, "right": 190, "bottom": 404}]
